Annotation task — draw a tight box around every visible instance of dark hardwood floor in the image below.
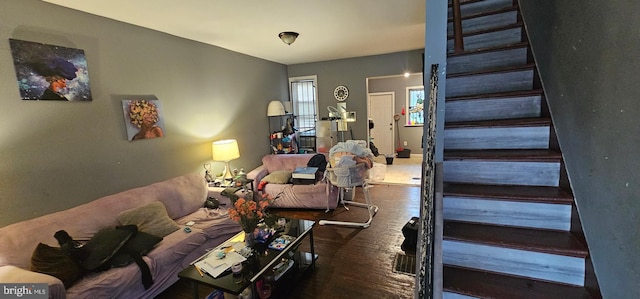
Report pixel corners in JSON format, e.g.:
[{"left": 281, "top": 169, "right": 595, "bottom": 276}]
[{"left": 156, "top": 183, "right": 420, "bottom": 299}]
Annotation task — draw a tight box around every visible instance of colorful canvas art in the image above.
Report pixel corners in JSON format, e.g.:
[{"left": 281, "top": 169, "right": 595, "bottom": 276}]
[
  {"left": 9, "top": 39, "right": 92, "bottom": 101},
  {"left": 122, "top": 99, "right": 166, "bottom": 141}
]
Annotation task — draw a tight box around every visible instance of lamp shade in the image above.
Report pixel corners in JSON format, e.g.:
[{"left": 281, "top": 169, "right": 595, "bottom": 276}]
[
  {"left": 267, "top": 100, "right": 286, "bottom": 116},
  {"left": 212, "top": 139, "right": 240, "bottom": 162}
]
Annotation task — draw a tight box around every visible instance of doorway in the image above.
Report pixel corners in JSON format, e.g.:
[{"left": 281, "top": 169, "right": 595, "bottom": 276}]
[{"left": 368, "top": 92, "right": 395, "bottom": 156}]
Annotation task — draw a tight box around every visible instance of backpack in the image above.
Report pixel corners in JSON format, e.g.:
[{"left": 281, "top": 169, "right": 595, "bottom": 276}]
[{"left": 307, "top": 153, "right": 327, "bottom": 172}]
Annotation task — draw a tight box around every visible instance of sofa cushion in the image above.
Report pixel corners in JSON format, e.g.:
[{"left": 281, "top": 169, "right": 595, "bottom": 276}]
[
  {"left": 30, "top": 243, "right": 83, "bottom": 288},
  {"left": 151, "top": 173, "right": 209, "bottom": 219},
  {"left": 66, "top": 256, "right": 155, "bottom": 299},
  {"left": 261, "top": 154, "right": 321, "bottom": 173},
  {"left": 261, "top": 170, "right": 292, "bottom": 184},
  {"left": 117, "top": 202, "right": 179, "bottom": 237}
]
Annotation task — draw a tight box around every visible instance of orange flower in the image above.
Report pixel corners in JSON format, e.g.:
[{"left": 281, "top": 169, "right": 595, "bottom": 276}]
[{"left": 226, "top": 191, "right": 276, "bottom": 233}]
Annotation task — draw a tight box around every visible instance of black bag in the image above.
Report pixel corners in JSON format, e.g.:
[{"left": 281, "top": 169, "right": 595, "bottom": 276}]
[
  {"left": 401, "top": 217, "right": 419, "bottom": 252},
  {"left": 56, "top": 225, "right": 161, "bottom": 289},
  {"left": 307, "top": 153, "right": 328, "bottom": 172}
]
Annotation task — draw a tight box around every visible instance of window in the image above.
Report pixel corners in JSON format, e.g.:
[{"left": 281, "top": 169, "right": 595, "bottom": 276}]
[
  {"left": 289, "top": 76, "right": 318, "bottom": 150},
  {"left": 406, "top": 86, "right": 425, "bottom": 126}
]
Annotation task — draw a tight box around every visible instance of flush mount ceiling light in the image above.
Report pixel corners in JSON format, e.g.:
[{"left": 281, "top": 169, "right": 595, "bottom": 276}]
[{"left": 278, "top": 31, "right": 299, "bottom": 45}]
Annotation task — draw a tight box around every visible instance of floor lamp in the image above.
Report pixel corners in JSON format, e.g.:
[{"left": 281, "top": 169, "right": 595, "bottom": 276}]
[{"left": 212, "top": 139, "right": 240, "bottom": 186}]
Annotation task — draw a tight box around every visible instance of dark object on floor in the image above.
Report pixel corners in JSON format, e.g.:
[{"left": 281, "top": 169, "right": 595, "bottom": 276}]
[
  {"left": 385, "top": 155, "right": 394, "bottom": 165},
  {"left": 393, "top": 253, "right": 416, "bottom": 276},
  {"left": 397, "top": 148, "right": 411, "bottom": 158},
  {"left": 401, "top": 216, "right": 419, "bottom": 252},
  {"left": 369, "top": 141, "right": 379, "bottom": 157}
]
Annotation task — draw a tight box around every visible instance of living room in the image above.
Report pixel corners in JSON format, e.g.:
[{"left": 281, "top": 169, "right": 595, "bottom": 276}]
[
  {"left": 0, "top": 0, "right": 425, "bottom": 228},
  {"left": 0, "top": 0, "right": 425, "bottom": 298}
]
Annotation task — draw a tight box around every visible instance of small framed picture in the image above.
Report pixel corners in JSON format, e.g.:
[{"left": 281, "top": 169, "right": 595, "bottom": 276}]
[{"left": 122, "top": 98, "right": 166, "bottom": 141}]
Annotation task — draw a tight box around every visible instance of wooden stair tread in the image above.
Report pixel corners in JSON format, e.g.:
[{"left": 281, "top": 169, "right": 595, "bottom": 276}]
[
  {"left": 443, "top": 183, "right": 574, "bottom": 204},
  {"left": 447, "top": 41, "right": 529, "bottom": 58},
  {"left": 448, "top": 4, "right": 519, "bottom": 23},
  {"left": 444, "top": 265, "right": 593, "bottom": 299},
  {"left": 447, "top": 63, "right": 535, "bottom": 78},
  {"left": 448, "top": 0, "right": 484, "bottom": 8},
  {"left": 448, "top": 4, "right": 518, "bottom": 23},
  {"left": 444, "top": 149, "right": 562, "bottom": 161},
  {"left": 446, "top": 117, "right": 551, "bottom": 128},
  {"left": 448, "top": 22, "right": 523, "bottom": 40},
  {"left": 447, "top": 89, "right": 543, "bottom": 102},
  {"left": 444, "top": 220, "right": 588, "bottom": 257}
]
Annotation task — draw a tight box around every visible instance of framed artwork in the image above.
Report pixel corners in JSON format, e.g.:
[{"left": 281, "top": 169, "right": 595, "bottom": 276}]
[
  {"left": 8, "top": 39, "right": 92, "bottom": 101},
  {"left": 122, "top": 99, "right": 166, "bottom": 141},
  {"left": 406, "top": 86, "right": 425, "bottom": 126}
]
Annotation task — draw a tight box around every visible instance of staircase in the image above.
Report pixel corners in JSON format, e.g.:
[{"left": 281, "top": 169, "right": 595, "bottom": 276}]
[{"left": 441, "top": 1, "right": 601, "bottom": 298}]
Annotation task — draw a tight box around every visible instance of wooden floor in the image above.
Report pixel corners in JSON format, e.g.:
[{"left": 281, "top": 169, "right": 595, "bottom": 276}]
[{"left": 156, "top": 183, "right": 421, "bottom": 299}]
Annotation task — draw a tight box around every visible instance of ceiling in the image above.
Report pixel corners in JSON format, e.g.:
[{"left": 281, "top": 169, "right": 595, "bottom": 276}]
[{"left": 42, "top": 0, "right": 426, "bottom": 65}]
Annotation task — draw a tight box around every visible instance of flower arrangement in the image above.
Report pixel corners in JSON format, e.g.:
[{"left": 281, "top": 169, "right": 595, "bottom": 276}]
[{"left": 222, "top": 188, "right": 278, "bottom": 233}]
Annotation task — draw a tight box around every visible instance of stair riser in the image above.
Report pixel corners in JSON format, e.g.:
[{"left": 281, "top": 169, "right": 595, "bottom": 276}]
[
  {"left": 447, "top": 47, "right": 528, "bottom": 74},
  {"left": 445, "top": 96, "right": 542, "bottom": 122},
  {"left": 448, "top": 27, "right": 523, "bottom": 53},
  {"left": 445, "top": 69, "right": 533, "bottom": 97},
  {"left": 444, "top": 196, "right": 572, "bottom": 230},
  {"left": 447, "top": 10, "right": 518, "bottom": 36},
  {"left": 448, "top": 0, "right": 514, "bottom": 18},
  {"left": 444, "top": 126, "right": 550, "bottom": 150},
  {"left": 443, "top": 292, "right": 478, "bottom": 299},
  {"left": 443, "top": 241, "right": 585, "bottom": 286},
  {"left": 443, "top": 160, "right": 560, "bottom": 186}
]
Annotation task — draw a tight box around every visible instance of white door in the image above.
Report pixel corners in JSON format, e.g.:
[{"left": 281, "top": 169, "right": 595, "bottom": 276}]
[{"left": 368, "top": 92, "right": 395, "bottom": 155}]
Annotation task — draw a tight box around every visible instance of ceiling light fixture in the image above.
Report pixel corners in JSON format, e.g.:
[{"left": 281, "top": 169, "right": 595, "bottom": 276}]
[{"left": 278, "top": 31, "right": 299, "bottom": 45}]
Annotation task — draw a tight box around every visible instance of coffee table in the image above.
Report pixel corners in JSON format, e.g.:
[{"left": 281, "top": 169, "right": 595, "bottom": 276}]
[{"left": 178, "top": 217, "right": 316, "bottom": 298}]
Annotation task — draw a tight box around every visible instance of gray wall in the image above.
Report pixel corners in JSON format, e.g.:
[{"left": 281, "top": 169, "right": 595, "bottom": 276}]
[
  {"left": 368, "top": 73, "right": 424, "bottom": 152},
  {"left": 520, "top": 1, "right": 640, "bottom": 297},
  {"left": 287, "top": 50, "right": 424, "bottom": 149},
  {"left": 0, "top": 0, "right": 288, "bottom": 227}
]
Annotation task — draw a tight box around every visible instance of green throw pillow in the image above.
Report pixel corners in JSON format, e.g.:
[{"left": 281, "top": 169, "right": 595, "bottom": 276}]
[
  {"left": 261, "top": 170, "right": 292, "bottom": 184},
  {"left": 117, "top": 201, "right": 180, "bottom": 237}
]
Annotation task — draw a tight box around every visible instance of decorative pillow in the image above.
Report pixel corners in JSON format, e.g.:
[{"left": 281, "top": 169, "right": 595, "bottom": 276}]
[
  {"left": 30, "top": 243, "right": 83, "bottom": 288},
  {"left": 261, "top": 170, "right": 292, "bottom": 184},
  {"left": 117, "top": 201, "right": 180, "bottom": 237}
]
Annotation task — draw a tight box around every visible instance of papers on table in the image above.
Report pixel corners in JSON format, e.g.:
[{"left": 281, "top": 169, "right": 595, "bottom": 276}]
[{"left": 195, "top": 251, "right": 247, "bottom": 278}]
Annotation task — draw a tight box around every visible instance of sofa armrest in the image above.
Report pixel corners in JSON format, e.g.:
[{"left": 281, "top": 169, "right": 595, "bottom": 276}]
[
  {"left": 247, "top": 165, "right": 269, "bottom": 190},
  {"left": 0, "top": 266, "right": 66, "bottom": 299}
]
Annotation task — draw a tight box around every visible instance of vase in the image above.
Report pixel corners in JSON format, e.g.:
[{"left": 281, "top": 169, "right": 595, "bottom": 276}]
[{"left": 244, "top": 231, "right": 257, "bottom": 248}]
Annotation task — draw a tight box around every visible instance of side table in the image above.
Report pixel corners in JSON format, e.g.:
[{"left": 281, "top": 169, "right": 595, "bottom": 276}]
[{"left": 208, "top": 178, "right": 255, "bottom": 203}]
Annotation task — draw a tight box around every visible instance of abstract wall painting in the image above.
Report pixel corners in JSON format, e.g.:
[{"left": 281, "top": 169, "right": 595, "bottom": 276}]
[
  {"left": 122, "top": 99, "right": 166, "bottom": 141},
  {"left": 9, "top": 39, "right": 92, "bottom": 101}
]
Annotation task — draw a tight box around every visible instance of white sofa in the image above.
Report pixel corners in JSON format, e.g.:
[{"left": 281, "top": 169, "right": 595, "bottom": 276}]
[{"left": 0, "top": 173, "right": 241, "bottom": 299}]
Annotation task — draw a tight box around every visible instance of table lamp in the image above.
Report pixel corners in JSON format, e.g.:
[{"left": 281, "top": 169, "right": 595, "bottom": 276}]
[{"left": 212, "top": 139, "right": 240, "bottom": 186}]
